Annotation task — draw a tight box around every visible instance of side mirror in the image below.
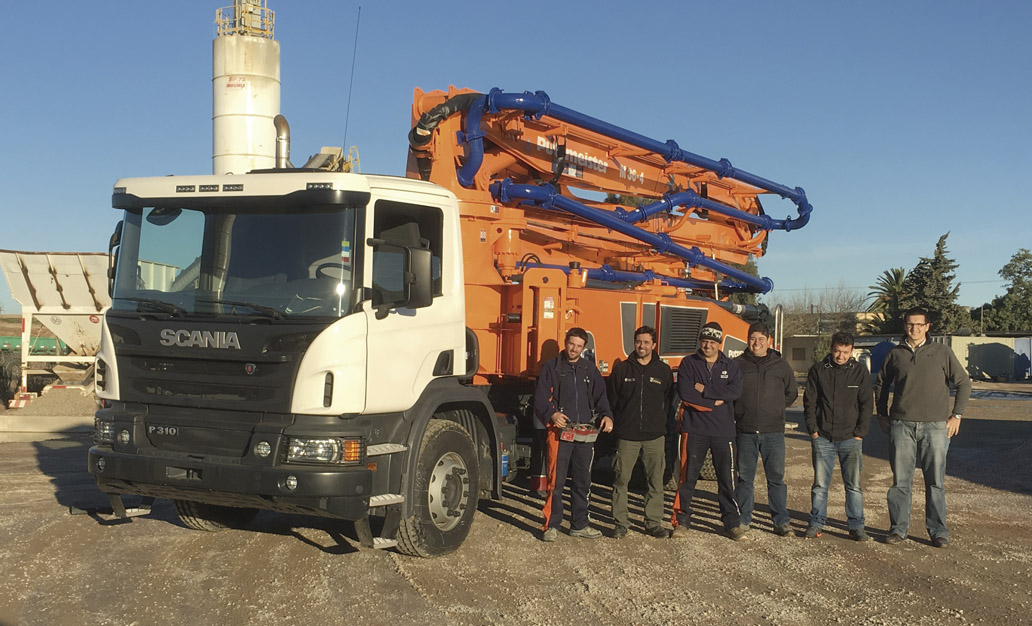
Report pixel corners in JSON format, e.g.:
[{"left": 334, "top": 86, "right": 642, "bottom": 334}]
[
  {"left": 404, "top": 247, "right": 433, "bottom": 309},
  {"left": 107, "top": 220, "right": 123, "bottom": 296},
  {"left": 367, "top": 237, "right": 434, "bottom": 319}
]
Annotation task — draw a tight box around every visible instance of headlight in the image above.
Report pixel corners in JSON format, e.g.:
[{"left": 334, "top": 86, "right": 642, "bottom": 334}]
[
  {"left": 94, "top": 419, "right": 116, "bottom": 444},
  {"left": 285, "top": 437, "right": 363, "bottom": 464}
]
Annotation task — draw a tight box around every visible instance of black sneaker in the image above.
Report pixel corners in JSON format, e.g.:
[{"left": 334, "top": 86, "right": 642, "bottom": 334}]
[
  {"left": 849, "top": 528, "right": 871, "bottom": 542},
  {"left": 773, "top": 524, "right": 793, "bottom": 537},
  {"left": 612, "top": 526, "right": 628, "bottom": 539},
  {"left": 932, "top": 536, "right": 950, "bottom": 549},
  {"left": 647, "top": 526, "right": 670, "bottom": 539},
  {"left": 803, "top": 526, "right": 822, "bottom": 539}
]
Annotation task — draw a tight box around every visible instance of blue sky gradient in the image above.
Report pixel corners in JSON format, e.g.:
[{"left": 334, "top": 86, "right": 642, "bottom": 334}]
[{"left": 1, "top": 1, "right": 1029, "bottom": 315}]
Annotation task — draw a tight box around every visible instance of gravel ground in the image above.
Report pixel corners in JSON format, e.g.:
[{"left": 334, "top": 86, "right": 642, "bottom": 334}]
[
  {"left": 6, "top": 389, "right": 98, "bottom": 417},
  {"left": 0, "top": 391, "right": 1030, "bottom": 626}
]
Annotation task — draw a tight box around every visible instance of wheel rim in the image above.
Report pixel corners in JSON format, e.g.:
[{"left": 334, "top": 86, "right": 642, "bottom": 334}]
[{"left": 427, "top": 451, "right": 469, "bottom": 532}]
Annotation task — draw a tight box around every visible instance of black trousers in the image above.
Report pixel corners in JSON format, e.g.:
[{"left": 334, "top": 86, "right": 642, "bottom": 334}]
[
  {"left": 547, "top": 439, "right": 595, "bottom": 530},
  {"left": 676, "top": 434, "right": 741, "bottom": 530}
]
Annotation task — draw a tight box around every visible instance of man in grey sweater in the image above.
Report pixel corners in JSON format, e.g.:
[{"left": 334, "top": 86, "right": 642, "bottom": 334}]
[{"left": 875, "top": 307, "right": 971, "bottom": 548}]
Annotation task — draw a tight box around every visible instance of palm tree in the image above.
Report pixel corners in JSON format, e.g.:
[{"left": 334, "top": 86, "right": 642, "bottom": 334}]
[{"left": 867, "top": 267, "right": 907, "bottom": 332}]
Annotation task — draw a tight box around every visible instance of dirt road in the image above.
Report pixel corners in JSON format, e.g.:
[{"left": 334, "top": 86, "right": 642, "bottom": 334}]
[{"left": 1, "top": 393, "right": 1030, "bottom": 626}]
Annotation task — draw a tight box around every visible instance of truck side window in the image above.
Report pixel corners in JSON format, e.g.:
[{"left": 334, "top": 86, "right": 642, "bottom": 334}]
[{"left": 371, "top": 201, "right": 443, "bottom": 304}]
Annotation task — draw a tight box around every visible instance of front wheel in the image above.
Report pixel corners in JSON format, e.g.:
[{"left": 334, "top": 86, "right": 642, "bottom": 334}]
[
  {"left": 396, "top": 420, "right": 479, "bottom": 557},
  {"left": 172, "top": 499, "right": 258, "bottom": 531}
]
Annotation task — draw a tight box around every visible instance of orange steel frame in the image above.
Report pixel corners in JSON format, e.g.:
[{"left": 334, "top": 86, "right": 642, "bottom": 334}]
[{"left": 407, "top": 86, "right": 770, "bottom": 382}]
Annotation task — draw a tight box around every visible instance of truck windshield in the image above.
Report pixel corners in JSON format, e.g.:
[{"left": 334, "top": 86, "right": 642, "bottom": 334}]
[{"left": 111, "top": 205, "right": 360, "bottom": 320}]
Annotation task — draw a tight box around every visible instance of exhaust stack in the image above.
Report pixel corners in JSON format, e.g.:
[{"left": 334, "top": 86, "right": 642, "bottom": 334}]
[{"left": 274, "top": 114, "right": 291, "bottom": 169}]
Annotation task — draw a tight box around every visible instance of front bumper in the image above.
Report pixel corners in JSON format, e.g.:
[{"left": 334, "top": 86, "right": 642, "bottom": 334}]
[{"left": 89, "top": 445, "right": 373, "bottom": 520}]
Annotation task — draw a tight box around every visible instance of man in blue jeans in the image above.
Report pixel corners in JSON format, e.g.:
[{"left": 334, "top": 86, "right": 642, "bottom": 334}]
[
  {"left": 803, "top": 331, "right": 872, "bottom": 541},
  {"left": 734, "top": 322, "right": 798, "bottom": 537},
  {"left": 876, "top": 307, "right": 970, "bottom": 548}
]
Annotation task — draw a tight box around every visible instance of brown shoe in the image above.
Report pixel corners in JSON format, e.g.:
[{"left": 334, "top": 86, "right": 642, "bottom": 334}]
[
  {"left": 884, "top": 533, "right": 906, "bottom": 545},
  {"left": 726, "top": 526, "right": 751, "bottom": 542},
  {"left": 671, "top": 525, "right": 690, "bottom": 539},
  {"left": 932, "top": 536, "right": 950, "bottom": 549}
]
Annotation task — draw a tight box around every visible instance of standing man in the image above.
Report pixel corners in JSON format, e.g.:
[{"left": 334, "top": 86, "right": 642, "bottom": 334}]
[
  {"left": 803, "top": 331, "right": 872, "bottom": 541},
  {"left": 876, "top": 307, "right": 971, "bottom": 548},
  {"left": 671, "top": 322, "right": 747, "bottom": 541},
  {"left": 609, "top": 326, "right": 674, "bottom": 539},
  {"left": 734, "top": 322, "right": 798, "bottom": 538},
  {"left": 534, "top": 327, "right": 613, "bottom": 542}
]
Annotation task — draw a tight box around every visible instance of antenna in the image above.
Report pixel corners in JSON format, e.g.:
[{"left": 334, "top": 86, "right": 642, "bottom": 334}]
[{"left": 342, "top": 6, "right": 362, "bottom": 149}]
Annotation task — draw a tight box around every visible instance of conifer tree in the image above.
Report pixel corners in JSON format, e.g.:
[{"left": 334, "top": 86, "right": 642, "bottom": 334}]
[{"left": 899, "top": 233, "right": 968, "bottom": 333}]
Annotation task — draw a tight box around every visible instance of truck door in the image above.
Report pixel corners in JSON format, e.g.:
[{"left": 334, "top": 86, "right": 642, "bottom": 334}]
[{"left": 363, "top": 199, "right": 459, "bottom": 413}]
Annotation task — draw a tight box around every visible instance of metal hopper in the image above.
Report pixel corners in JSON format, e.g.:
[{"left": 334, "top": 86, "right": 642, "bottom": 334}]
[{"left": 0, "top": 249, "right": 110, "bottom": 395}]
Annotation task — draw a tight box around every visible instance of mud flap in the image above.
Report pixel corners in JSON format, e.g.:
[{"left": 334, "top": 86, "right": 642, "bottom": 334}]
[{"left": 68, "top": 494, "right": 155, "bottom": 521}]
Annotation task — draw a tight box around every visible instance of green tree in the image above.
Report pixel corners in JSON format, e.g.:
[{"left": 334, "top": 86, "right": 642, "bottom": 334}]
[
  {"left": 899, "top": 233, "right": 969, "bottom": 333},
  {"left": 867, "top": 267, "right": 907, "bottom": 333},
  {"left": 980, "top": 248, "right": 1032, "bottom": 332},
  {"left": 728, "top": 256, "right": 759, "bottom": 306}
]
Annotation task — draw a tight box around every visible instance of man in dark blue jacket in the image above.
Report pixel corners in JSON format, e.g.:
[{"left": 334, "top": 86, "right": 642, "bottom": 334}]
[
  {"left": 534, "top": 327, "right": 613, "bottom": 542},
  {"left": 608, "top": 326, "right": 674, "bottom": 539},
  {"left": 671, "top": 322, "right": 747, "bottom": 541},
  {"left": 734, "top": 322, "right": 798, "bottom": 538}
]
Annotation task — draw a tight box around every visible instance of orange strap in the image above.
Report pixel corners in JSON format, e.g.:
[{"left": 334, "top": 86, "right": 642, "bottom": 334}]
[{"left": 540, "top": 426, "right": 562, "bottom": 530}]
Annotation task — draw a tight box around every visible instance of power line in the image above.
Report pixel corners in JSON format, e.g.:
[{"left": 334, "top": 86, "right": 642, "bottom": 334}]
[{"left": 774, "top": 278, "right": 1006, "bottom": 292}]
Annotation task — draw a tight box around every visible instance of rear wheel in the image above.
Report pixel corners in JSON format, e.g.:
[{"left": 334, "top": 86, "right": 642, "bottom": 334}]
[
  {"left": 172, "top": 499, "right": 258, "bottom": 531},
  {"left": 0, "top": 352, "right": 19, "bottom": 403},
  {"left": 396, "top": 420, "right": 479, "bottom": 557}
]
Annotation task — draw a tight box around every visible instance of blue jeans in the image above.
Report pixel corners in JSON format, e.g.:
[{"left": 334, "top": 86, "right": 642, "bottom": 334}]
[
  {"left": 735, "top": 432, "right": 789, "bottom": 528},
  {"left": 887, "top": 420, "right": 950, "bottom": 539},
  {"left": 809, "top": 436, "right": 865, "bottom": 530}
]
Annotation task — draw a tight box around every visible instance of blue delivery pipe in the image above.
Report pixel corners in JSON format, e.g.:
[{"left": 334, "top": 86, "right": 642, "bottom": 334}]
[
  {"left": 491, "top": 179, "right": 774, "bottom": 294},
  {"left": 513, "top": 260, "right": 758, "bottom": 294},
  {"left": 457, "top": 88, "right": 812, "bottom": 232},
  {"left": 615, "top": 190, "right": 806, "bottom": 232}
]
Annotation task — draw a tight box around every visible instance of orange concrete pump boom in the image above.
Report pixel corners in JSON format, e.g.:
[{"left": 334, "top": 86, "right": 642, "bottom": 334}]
[{"left": 405, "top": 86, "right": 813, "bottom": 379}]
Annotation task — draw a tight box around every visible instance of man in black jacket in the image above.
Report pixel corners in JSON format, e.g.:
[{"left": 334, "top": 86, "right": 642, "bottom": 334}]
[
  {"left": 671, "top": 322, "right": 746, "bottom": 541},
  {"left": 534, "top": 327, "right": 613, "bottom": 542},
  {"left": 734, "top": 322, "right": 798, "bottom": 538},
  {"left": 608, "top": 326, "right": 674, "bottom": 539},
  {"left": 803, "top": 331, "right": 872, "bottom": 541}
]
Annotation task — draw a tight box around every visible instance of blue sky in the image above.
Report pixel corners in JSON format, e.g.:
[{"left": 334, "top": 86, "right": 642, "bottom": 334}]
[{"left": 1, "top": 0, "right": 1029, "bottom": 316}]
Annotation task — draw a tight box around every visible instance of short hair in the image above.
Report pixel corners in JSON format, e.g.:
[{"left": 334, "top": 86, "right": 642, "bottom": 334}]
[
  {"left": 565, "top": 327, "right": 589, "bottom": 344},
  {"left": 747, "top": 322, "right": 771, "bottom": 337},
  {"left": 831, "top": 331, "right": 854, "bottom": 349},
  {"left": 904, "top": 306, "right": 930, "bottom": 324},
  {"left": 634, "top": 325, "right": 657, "bottom": 344}
]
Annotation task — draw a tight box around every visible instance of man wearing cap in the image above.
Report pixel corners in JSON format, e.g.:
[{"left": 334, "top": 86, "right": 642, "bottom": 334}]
[
  {"left": 875, "top": 307, "right": 970, "bottom": 548},
  {"left": 671, "top": 321, "right": 747, "bottom": 541},
  {"left": 534, "top": 327, "right": 614, "bottom": 542},
  {"left": 733, "top": 321, "right": 798, "bottom": 538}
]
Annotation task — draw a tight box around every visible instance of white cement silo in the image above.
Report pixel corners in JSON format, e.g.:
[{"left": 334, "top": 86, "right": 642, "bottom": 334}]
[{"left": 212, "top": 0, "right": 280, "bottom": 175}]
